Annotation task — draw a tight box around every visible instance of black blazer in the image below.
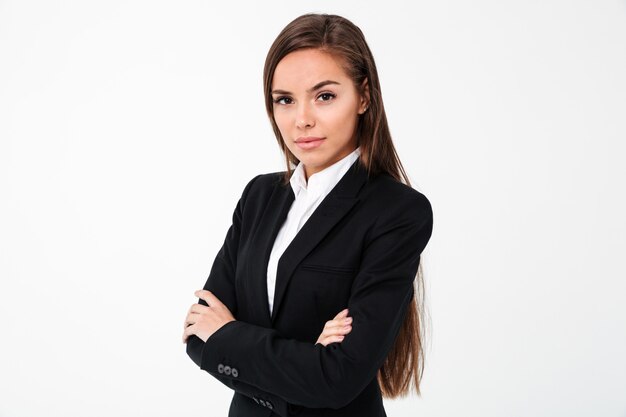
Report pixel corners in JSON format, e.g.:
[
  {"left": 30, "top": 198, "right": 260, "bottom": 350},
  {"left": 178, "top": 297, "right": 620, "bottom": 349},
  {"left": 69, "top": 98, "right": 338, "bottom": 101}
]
[{"left": 186, "top": 158, "right": 433, "bottom": 417}]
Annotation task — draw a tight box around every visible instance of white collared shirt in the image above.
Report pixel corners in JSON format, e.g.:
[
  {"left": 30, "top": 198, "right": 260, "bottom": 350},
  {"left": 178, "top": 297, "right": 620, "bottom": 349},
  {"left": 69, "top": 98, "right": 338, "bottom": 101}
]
[{"left": 266, "top": 146, "right": 362, "bottom": 315}]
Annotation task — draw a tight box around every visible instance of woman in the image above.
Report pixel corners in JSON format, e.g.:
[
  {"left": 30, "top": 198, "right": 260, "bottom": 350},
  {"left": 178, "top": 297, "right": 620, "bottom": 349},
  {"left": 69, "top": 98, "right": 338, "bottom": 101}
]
[{"left": 183, "top": 12, "right": 433, "bottom": 417}]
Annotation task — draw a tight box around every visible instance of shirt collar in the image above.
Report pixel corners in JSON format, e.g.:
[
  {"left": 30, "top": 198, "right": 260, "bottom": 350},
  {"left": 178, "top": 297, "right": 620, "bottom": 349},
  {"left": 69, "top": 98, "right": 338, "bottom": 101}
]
[{"left": 289, "top": 146, "right": 361, "bottom": 198}]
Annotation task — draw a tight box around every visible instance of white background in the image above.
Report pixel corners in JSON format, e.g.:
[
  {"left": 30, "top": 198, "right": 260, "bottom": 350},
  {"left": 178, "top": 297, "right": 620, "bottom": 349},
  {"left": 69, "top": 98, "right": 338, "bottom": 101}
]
[{"left": 1, "top": 1, "right": 625, "bottom": 416}]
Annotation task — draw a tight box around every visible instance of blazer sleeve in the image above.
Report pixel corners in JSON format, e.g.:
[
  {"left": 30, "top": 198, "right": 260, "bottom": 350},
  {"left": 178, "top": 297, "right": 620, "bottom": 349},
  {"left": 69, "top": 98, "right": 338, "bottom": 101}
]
[
  {"left": 185, "top": 173, "right": 260, "bottom": 362},
  {"left": 185, "top": 173, "right": 297, "bottom": 417},
  {"left": 198, "top": 192, "right": 434, "bottom": 411}
]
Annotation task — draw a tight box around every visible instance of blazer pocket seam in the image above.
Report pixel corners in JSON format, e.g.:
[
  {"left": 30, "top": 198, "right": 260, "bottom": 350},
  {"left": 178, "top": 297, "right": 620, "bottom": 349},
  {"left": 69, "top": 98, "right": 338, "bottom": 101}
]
[{"left": 300, "top": 264, "right": 357, "bottom": 274}]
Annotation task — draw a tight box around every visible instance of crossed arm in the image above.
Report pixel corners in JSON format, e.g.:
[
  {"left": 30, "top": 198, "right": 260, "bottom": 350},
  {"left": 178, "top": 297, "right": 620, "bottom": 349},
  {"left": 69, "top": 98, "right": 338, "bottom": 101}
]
[{"left": 184, "top": 175, "right": 433, "bottom": 415}]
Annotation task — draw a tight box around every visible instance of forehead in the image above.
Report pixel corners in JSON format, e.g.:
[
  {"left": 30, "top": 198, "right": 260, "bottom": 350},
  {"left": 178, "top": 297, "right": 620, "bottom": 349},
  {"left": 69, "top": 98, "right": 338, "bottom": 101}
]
[{"left": 272, "top": 48, "right": 350, "bottom": 89}]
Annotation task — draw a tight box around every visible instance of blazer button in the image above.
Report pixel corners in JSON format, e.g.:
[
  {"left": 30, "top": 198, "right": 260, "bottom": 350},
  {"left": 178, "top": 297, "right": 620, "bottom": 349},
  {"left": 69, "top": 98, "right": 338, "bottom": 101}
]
[
  {"left": 223, "top": 365, "right": 231, "bottom": 376},
  {"left": 231, "top": 367, "right": 238, "bottom": 377},
  {"left": 259, "top": 399, "right": 267, "bottom": 407},
  {"left": 217, "top": 364, "right": 224, "bottom": 373}
]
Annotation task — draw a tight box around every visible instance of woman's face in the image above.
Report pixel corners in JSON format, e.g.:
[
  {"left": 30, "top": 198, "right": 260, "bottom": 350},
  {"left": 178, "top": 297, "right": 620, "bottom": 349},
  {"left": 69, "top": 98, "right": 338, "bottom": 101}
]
[{"left": 271, "top": 48, "right": 369, "bottom": 180}]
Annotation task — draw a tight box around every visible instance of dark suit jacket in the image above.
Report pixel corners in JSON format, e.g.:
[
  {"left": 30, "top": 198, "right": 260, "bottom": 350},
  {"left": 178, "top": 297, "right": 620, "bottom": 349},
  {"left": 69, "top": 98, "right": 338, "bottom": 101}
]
[{"left": 186, "top": 157, "right": 433, "bottom": 417}]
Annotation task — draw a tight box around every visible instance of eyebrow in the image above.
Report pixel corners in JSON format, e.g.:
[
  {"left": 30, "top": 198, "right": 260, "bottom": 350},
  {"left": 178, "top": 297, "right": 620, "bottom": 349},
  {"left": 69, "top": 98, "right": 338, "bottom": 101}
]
[{"left": 271, "top": 80, "right": 341, "bottom": 95}]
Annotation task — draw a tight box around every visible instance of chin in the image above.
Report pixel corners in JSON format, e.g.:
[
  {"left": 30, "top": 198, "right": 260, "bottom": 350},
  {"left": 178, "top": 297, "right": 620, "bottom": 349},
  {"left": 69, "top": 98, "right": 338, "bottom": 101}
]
[{"left": 296, "top": 153, "right": 324, "bottom": 165}]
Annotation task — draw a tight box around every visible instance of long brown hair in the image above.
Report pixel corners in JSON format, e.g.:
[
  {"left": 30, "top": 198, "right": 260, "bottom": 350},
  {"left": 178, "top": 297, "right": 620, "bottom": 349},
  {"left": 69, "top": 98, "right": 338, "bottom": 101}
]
[{"left": 263, "top": 13, "right": 428, "bottom": 397}]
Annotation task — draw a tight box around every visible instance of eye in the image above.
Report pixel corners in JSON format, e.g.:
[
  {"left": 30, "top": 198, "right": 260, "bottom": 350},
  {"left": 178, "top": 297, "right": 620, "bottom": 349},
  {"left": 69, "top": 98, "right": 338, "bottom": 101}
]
[
  {"left": 273, "top": 96, "right": 292, "bottom": 105},
  {"left": 317, "top": 92, "right": 336, "bottom": 102}
]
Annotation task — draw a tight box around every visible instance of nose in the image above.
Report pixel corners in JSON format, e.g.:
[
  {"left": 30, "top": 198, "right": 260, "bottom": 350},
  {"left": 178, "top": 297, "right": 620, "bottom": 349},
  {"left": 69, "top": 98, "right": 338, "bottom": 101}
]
[{"left": 295, "top": 102, "right": 315, "bottom": 129}]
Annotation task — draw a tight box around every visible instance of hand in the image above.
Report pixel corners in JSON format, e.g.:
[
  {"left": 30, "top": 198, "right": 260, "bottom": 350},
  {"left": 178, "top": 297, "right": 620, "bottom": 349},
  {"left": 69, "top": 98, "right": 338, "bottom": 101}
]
[
  {"left": 315, "top": 308, "right": 353, "bottom": 346},
  {"left": 183, "top": 290, "right": 236, "bottom": 344}
]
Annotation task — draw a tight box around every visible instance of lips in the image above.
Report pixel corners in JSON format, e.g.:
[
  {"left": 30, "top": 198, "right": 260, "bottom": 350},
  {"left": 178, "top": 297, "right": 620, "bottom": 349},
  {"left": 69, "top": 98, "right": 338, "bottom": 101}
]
[
  {"left": 295, "top": 136, "right": 325, "bottom": 143},
  {"left": 295, "top": 137, "right": 325, "bottom": 150}
]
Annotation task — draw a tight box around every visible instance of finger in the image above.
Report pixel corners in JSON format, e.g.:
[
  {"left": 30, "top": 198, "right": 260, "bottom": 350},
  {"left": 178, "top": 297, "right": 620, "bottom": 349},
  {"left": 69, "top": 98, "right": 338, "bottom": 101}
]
[
  {"left": 325, "top": 316, "right": 350, "bottom": 328},
  {"left": 321, "top": 323, "right": 352, "bottom": 340},
  {"left": 333, "top": 308, "right": 349, "bottom": 320},
  {"left": 188, "top": 303, "right": 201, "bottom": 315},
  {"left": 182, "top": 327, "right": 192, "bottom": 343},
  {"left": 189, "top": 303, "right": 210, "bottom": 314},
  {"left": 322, "top": 322, "right": 343, "bottom": 336},
  {"left": 184, "top": 312, "right": 200, "bottom": 329},
  {"left": 325, "top": 318, "right": 352, "bottom": 332},
  {"left": 318, "top": 335, "right": 345, "bottom": 346},
  {"left": 182, "top": 323, "right": 196, "bottom": 342},
  {"left": 195, "top": 289, "right": 219, "bottom": 307},
  {"left": 318, "top": 317, "right": 352, "bottom": 341}
]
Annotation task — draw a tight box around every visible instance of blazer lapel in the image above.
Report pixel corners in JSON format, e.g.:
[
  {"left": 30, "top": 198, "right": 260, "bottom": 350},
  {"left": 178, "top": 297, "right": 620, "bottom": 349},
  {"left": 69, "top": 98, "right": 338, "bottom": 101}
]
[
  {"left": 246, "top": 177, "right": 295, "bottom": 328},
  {"left": 247, "top": 158, "right": 370, "bottom": 327},
  {"left": 270, "top": 158, "right": 370, "bottom": 324}
]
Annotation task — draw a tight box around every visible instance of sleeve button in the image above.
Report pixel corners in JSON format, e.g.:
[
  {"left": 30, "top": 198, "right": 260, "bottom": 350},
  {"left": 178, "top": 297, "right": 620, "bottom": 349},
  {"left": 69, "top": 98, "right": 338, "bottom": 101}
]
[
  {"left": 217, "top": 364, "right": 224, "bottom": 373},
  {"left": 223, "top": 365, "right": 231, "bottom": 376}
]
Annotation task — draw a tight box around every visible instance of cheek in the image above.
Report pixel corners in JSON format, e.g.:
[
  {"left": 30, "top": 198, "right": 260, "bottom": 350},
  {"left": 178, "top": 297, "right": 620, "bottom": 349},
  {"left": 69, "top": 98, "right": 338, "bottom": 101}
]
[
  {"left": 322, "top": 105, "right": 357, "bottom": 135},
  {"left": 273, "top": 111, "right": 289, "bottom": 131},
  {"left": 273, "top": 112, "right": 293, "bottom": 141}
]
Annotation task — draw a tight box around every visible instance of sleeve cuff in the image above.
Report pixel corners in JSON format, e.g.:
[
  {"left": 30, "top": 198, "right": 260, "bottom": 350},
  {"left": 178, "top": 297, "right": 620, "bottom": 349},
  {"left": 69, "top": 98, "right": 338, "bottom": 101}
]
[{"left": 200, "top": 320, "right": 247, "bottom": 373}]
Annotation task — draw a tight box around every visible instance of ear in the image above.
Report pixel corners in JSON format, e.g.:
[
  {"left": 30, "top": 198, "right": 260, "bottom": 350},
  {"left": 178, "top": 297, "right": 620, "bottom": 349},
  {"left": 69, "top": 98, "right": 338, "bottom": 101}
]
[{"left": 359, "top": 77, "right": 370, "bottom": 114}]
